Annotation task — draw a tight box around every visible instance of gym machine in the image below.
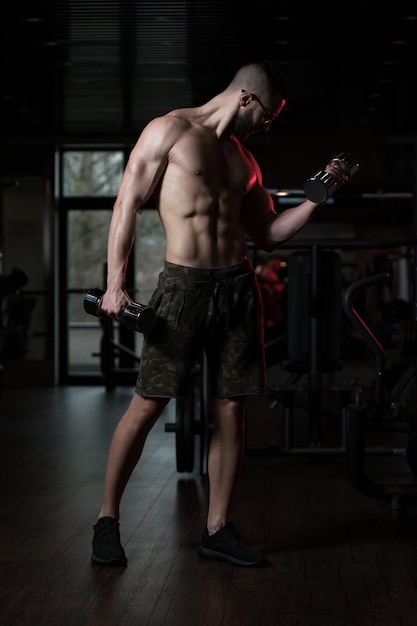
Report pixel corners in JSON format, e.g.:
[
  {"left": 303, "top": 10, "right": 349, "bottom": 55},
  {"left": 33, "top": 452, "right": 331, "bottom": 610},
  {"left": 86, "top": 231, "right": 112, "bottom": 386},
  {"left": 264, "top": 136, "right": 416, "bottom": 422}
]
[{"left": 343, "top": 271, "right": 417, "bottom": 509}]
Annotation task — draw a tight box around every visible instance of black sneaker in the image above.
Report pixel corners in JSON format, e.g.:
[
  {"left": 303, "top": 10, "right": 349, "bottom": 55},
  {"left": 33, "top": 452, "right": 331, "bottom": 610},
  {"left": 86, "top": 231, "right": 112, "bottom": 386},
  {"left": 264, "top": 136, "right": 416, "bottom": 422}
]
[
  {"left": 197, "top": 523, "right": 264, "bottom": 567},
  {"left": 91, "top": 516, "right": 127, "bottom": 566}
]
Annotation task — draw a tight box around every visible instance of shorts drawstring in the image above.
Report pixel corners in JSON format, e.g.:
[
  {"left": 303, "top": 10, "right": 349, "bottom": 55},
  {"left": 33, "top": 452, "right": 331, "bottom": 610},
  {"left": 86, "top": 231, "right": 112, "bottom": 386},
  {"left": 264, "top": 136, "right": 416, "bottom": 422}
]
[
  {"left": 211, "top": 277, "right": 216, "bottom": 338},
  {"left": 210, "top": 275, "right": 231, "bottom": 337},
  {"left": 162, "top": 257, "right": 252, "bottom": 337},
  {"left": 225, "top": 276, "right": 230, "bottom": 331},
  {"left": 174, "top": 290, "right": 185, "bottom": 329}
]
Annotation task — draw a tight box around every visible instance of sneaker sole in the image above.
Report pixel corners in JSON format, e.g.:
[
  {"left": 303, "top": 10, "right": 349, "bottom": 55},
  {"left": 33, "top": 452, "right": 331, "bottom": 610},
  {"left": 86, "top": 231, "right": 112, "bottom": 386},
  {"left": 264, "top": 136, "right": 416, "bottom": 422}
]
[
  {"left": 197, "top": 546, "right": 264, "bottom": 567},
  {"left": 91, "top": 553, "right": 127, "bottom": 567}
]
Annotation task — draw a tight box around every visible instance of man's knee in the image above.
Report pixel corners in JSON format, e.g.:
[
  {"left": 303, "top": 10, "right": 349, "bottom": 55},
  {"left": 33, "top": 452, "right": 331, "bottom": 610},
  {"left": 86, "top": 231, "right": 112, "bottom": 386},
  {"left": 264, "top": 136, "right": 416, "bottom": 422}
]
[{"left": 212, "top": 396, "right": 246, "bottom": 429}]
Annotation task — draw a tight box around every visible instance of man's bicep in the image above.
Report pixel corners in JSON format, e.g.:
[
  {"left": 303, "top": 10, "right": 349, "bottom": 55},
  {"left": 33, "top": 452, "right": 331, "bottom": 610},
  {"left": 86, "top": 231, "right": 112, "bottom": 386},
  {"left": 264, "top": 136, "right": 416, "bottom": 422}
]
[
  {"left": 241, "top": 183, "right": 275, "bottom": 229},
  {"left": 241, "top": 185, "right": 276, "bottom": 251}
]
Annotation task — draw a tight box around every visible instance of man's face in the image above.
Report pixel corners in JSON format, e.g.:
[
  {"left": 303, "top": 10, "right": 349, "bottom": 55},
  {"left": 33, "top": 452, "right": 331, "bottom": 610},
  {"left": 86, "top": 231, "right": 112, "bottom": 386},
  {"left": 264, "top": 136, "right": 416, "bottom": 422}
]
[
  {"left": 234, "top": 94, "right": 285, "bottom": 141},
  {"left": 233, "top": 107, "right": 259, "bottom": 141}
]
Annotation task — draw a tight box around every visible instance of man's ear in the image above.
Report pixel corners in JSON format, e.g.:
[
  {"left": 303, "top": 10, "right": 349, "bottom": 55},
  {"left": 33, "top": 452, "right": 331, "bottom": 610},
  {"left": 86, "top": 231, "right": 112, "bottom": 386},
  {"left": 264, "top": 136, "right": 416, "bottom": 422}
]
[{"left": 240, "top": 89, "right": 251, "bottom": 106}]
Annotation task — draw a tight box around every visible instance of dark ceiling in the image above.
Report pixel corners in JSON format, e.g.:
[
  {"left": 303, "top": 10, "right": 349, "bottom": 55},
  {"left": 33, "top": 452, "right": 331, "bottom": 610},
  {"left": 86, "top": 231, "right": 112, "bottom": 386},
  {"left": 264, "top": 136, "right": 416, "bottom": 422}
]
[{"left": 1, "top": 1, "right": 416, "bottom": 143}]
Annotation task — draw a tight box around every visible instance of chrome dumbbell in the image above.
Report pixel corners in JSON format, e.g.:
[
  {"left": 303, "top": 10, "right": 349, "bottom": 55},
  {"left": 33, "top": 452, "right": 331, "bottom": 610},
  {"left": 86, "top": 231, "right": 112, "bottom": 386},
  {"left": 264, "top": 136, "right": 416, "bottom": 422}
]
[
  {"left": 83, "top": 288, "right": 156, "bottom": 333},
  {"left": 303, "top": 152, "right": 359, "bottom": 203}
]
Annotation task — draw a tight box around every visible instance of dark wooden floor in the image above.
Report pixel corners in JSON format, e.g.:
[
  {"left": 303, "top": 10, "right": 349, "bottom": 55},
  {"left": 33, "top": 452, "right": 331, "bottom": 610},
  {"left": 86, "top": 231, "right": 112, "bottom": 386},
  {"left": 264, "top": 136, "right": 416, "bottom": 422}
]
[{"left": 2, "top": 371, "right": 417, "bottom": 626}]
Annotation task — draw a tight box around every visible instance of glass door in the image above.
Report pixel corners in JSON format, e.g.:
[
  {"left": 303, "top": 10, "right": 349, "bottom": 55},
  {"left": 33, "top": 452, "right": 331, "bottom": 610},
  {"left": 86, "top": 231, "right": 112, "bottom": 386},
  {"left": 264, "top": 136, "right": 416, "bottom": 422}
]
[{"left": 58, "top": 148, "right": 166, "bottom": 384}]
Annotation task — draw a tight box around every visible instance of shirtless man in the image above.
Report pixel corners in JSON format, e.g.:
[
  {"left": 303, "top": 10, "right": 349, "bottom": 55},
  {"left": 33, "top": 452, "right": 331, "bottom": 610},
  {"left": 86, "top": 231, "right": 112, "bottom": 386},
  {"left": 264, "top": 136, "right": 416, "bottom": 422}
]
[{"left": 91, "top": 59, "right": 347, "bottom": 568}]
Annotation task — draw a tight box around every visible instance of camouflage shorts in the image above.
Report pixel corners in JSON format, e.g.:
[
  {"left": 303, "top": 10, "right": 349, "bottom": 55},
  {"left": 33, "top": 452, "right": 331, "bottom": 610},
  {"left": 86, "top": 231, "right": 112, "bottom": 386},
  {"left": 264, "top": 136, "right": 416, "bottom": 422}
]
[{"left": 135, "top": 258, "right": 266, "bottom": 399}]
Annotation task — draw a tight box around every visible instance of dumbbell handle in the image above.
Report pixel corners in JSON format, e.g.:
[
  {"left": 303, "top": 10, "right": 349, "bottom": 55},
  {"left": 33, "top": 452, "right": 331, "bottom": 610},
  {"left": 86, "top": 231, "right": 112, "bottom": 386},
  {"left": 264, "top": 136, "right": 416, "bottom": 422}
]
[
  {"left": 83, "top": 288, "right": 156, "bottom": 333},
  {"left": 303, "top": 152, "right": 359, "bottom": 203}
]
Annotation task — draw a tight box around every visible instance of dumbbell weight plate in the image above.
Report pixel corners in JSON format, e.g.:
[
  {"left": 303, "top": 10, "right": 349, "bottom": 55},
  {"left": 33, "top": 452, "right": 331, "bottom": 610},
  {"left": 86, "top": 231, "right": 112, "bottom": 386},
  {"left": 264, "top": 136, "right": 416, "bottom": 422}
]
[{"left": 303, "top": 152, "right": 359, "bottom": 203}]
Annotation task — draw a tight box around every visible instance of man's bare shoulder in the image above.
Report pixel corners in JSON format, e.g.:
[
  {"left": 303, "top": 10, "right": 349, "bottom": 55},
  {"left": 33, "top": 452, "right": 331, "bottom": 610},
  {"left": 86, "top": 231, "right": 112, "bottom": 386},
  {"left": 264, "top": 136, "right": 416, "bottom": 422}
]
[
  {"left": 148, "top": 109, "right": 194, "bottom": 130},
  {"left": 129, "top": 113, "right": 193, "bottom": 161},
  {"left": 139, "top": 110, "right": 197, "bottom": 146}
]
